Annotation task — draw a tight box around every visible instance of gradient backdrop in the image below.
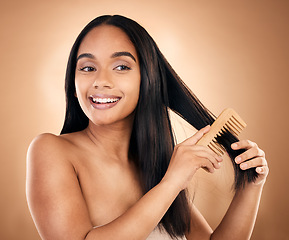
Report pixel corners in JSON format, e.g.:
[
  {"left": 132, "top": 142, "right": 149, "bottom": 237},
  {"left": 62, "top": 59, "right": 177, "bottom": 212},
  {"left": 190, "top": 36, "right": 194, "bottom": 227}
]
[{"left": 1, "top": 0, "right": 288, "bottom": 239}]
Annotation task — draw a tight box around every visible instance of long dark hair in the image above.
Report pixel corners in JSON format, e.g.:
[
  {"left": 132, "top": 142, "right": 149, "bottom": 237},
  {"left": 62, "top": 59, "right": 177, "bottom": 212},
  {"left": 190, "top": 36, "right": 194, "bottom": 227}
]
[{"left": 61, "top": 15, "right": 258, "bottom": 239}]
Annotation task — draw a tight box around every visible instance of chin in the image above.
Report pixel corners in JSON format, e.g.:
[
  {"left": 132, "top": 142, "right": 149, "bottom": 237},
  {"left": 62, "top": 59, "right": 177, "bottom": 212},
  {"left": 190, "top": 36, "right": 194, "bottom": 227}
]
[{"left": 89, "top": 114, "right": 134, "bottom": 127}]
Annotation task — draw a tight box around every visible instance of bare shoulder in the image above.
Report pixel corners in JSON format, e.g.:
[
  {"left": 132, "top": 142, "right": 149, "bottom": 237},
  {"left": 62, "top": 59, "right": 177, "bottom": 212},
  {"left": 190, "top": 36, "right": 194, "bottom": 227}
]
[
  {"left": 28, "top": 133, "right": 71, "bottom": 157},
  {"left": 27, "top": 132, "right": 81, "bottom": 165},
  {"left": 26, "top": 133, "right": 77, "bottom": 189},
  {"left": 26, "top": 132, "right": 93, "bottom": 239},
  {"left": 26, "top": 132, "right": 81, "bottom": 188}
]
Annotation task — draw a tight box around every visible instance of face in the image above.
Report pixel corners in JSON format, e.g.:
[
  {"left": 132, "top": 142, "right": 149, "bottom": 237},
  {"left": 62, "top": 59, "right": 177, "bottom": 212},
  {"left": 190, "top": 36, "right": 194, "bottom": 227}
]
[{"left": 75, "top": 25, "right": 141, "bottom": 127}]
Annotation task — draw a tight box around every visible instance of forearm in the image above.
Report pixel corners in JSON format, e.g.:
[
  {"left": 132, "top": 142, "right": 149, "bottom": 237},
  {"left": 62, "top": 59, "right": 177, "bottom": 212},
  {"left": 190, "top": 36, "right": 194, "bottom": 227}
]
[
  {"left": 85, "top": 180, "right": 179, "bottom": 240},
  {"left": 211, "top": 183, "right": 264, "bottom": 240}
]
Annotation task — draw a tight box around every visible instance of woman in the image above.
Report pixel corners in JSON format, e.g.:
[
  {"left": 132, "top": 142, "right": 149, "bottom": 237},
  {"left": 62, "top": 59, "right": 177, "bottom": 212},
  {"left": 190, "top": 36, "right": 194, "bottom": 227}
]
[{"left": 26, "top": 15, "right": 268, "bottom": 240}]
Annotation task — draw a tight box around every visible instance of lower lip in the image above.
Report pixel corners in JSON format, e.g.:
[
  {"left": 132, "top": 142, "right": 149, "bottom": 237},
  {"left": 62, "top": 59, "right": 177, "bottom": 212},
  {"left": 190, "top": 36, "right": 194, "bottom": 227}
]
[{"left": 89, "top": 98, "right": 121, "bottom": 110}]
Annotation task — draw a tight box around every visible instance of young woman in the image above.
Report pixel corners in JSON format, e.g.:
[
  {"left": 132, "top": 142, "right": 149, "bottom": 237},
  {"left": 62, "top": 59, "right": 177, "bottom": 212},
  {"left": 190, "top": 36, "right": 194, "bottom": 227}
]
[{"left": 26, "top": 15, "right": 268, "bottom": 240}]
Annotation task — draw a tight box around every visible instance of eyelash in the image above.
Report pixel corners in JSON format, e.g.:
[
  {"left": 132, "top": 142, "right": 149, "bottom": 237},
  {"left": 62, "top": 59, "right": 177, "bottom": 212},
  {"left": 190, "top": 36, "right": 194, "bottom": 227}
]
[
  {"left": 79, "top": 66, "right": 96, "bottom": 72},
  {"left": 78, "top": 65, "right": 131, "bottom": 72},
  {"left": 114, "top": 65, "right": 131, "bottom": 71}
]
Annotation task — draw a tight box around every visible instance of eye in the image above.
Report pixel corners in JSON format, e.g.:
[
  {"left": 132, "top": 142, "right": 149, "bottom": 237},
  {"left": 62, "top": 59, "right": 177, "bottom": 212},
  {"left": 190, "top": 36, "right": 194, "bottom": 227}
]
[
  {"left": 79, "top": 66, "right": 96, "bottom": 72},
  {"left": 114, "top": 65, "right": 131, "bottom": 71}
]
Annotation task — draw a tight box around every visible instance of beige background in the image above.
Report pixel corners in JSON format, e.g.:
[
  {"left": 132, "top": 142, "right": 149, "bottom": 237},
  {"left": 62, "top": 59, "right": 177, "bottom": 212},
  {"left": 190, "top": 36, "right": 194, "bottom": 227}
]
[{"left": 1, "top": 0, "right": 288, "bottom": 239}]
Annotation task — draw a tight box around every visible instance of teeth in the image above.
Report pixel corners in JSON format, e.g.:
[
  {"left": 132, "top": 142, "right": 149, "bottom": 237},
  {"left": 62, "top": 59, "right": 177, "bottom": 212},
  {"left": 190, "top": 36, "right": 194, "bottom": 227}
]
[{"left": 91, "top": 97, "right": 120, "bottom": 104}]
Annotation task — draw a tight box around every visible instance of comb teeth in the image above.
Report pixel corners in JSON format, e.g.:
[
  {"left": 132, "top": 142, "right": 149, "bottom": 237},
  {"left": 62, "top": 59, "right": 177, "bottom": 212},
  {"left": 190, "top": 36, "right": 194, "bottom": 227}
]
[
  {"left": 197, "top": 108, "right": 247, "bottom": 156},
  {"left": 208, "top": 139, "right": 224, "bottom": 155}
]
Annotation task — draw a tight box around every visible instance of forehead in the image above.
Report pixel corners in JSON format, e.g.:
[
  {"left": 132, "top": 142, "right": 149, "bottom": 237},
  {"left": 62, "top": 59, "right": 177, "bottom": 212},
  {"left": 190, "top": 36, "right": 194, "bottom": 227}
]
[{"left": 78, "top": 25, "right": 137, "bottom": 57}]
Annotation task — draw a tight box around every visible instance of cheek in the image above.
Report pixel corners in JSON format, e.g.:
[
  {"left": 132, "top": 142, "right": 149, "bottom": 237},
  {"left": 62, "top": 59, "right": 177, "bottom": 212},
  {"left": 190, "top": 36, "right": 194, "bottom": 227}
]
[
  {"left": 126, "top": 78, "right": 141, "bottom": 104},
  {"left": 74, "top": 78, "right": 81, "bottom": 96},
  {"left": 74, "top": 79, "right": 90, "bottom": 110},
  {"left": 75, "top": 77, "right": 89, "bottom": 97}
]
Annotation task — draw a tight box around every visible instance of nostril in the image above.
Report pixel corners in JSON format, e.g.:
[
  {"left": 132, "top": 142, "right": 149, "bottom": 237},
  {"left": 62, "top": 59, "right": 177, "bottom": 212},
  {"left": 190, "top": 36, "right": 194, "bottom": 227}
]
[{"left": 92, "top": 79, "right": 113, "bottom": 89}]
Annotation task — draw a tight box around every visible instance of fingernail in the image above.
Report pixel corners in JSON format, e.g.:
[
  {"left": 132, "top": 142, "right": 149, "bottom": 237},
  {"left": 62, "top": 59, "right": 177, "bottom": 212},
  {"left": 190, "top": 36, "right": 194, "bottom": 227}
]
[
  {"left": 257, "top": 167, "right": 263, "bottom": 173},
  {"left": 240, "top": 163, "right": 247, "bottom": 169},
  {"left": 231, "top": 143, "right": 238, "bottom": 149},
  {"left": 235, "top": 156, "right": 241, "bottom": 163}
]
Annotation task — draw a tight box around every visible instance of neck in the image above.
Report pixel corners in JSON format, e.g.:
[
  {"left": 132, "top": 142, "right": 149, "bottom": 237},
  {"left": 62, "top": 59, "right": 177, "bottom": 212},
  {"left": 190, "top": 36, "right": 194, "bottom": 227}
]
[{"left": 84, "top": 117, "right": 134, "bottom": 163}]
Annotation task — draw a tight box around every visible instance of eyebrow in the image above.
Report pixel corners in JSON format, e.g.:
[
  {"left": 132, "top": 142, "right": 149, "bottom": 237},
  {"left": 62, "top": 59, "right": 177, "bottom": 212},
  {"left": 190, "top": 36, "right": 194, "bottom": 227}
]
[
  {"left": 76, "top": 51, "right": 137, "bottom": 62},
  {"left": 111, "top": 51, "right": 136, "bottom": 62},
  {"left": 77, "top": 53, "right": 95, "bottom": 61}
]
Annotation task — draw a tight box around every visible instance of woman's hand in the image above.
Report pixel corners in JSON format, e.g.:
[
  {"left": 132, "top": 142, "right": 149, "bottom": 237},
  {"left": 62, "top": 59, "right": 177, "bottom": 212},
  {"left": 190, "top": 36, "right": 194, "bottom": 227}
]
[
  {"left": 162, "top": 125, "right": 223, "bottom": 192},
  {"left": 231, "top": 140, "right": 269, "bottom": 186}
]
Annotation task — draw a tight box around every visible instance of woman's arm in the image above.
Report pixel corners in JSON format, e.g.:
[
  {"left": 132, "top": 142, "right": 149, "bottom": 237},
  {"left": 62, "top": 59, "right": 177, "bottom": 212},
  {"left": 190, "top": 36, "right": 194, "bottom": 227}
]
[
  {"left": 26, "top": 126, "right": 221, "bottom": 240},
  {"left": 26, "top": 134, "right": 93, "bottom": 240},
  {"left": 211, "top": 140, "right": 268, "bottom": 240},
  {"left": 211, "top": 182, "right": 264, "bottom": 240},
  {"left": 185, "top": 140, "right": 268, "bottom": 240}
]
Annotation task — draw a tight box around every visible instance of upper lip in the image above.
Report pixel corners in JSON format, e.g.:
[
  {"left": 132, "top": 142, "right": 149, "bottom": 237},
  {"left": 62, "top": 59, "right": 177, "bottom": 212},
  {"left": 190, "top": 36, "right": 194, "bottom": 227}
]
[
  {"left": 89, "top": 94, "right": 122, "bottom": 99},
  {"left": 88, "top": 94, "right": 122, "bottom": 104}
]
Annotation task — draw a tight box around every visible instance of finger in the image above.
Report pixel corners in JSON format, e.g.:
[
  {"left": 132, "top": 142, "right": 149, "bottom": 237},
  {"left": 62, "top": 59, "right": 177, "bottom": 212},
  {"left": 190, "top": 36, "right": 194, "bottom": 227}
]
[
  {"left": 231, "top": 139, "right": 258, "bottom": 151},
  {"left": 194, "top": 157, "right": 216, "bottom": 173},
  {"left": 235, "top": 146, "right": 265, "bottom": 164},
  {"left": 182, "top": 125, "right": 211, "bottom": 145},
  {"left": 189, "top": 145, "right": 223, "bottom": 163},
  {"left": 239, "top": 157, "right": 267, "bottom": 170},
  {"left": 256, "top": 165, "right": 269, "bottom": 175},
  {"left": 192, "top": 148, "right": 222, "bottom": 170}
]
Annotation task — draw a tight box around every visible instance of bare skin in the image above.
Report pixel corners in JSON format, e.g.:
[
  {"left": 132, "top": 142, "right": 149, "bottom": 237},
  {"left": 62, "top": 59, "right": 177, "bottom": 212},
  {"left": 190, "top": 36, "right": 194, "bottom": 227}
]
[{"left": 26, "top": 25, "right": 269, "bottom": 240}]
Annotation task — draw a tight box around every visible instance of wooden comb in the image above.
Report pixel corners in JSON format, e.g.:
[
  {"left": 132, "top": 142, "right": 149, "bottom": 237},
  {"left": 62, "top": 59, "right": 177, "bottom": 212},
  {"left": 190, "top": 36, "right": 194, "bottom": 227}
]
[{"left": 197, "top": 108, "right": 247, "bottom": 156}]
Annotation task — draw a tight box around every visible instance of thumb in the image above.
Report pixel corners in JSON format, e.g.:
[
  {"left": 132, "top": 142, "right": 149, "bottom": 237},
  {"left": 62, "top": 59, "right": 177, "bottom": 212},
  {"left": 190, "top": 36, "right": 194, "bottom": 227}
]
[{"left": 182, "top": 125, "right": 211, "bottom": 145}]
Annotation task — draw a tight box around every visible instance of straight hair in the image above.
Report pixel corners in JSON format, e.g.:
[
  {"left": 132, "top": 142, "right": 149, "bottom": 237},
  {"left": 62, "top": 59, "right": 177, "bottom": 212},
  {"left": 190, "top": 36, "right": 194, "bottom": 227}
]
[{"left": 61, "top": 15, "right": 258, "bottom": 239}]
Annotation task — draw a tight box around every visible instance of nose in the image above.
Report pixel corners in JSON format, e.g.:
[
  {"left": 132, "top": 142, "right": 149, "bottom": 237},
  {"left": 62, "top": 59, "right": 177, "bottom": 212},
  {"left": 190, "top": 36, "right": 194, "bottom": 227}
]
[{"left": 92, "top": 69, "right": 114, "bottom": 89}]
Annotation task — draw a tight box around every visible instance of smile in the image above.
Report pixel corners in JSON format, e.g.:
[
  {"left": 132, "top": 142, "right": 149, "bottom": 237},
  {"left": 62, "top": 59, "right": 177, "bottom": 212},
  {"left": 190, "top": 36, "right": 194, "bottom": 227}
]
[
  {"left": 89, "top": 95, "right": 121, "bottom": 110},
  {"left": 91, "top": 97, "right": 120, "bottom": 104}
]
